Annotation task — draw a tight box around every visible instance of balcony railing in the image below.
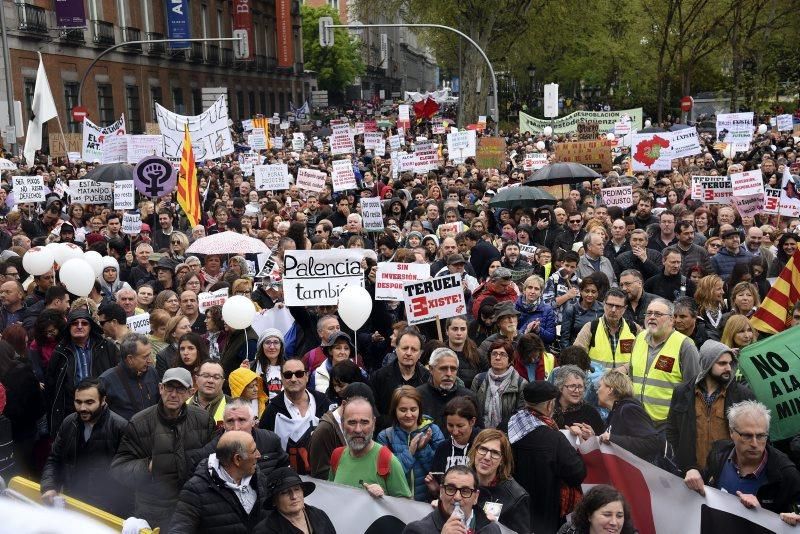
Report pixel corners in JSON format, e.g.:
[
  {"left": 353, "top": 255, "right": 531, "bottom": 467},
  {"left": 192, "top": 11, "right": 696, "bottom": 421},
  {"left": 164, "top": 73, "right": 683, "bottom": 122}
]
[
  {"left": 206, "top": 44, "right": 219, "bottom": 65},
  {"left": 169, "top": 48, "right": 187, "bottom": 60},
  {"left": 17, "top": 3, "right": 48, "bottom": 34},
  {"left": 189, "top": 42, "right": 204, "bottom": 62},
  {"left": 121, "top": 27, "right": 141, "bottom": 51},
  {"left": 146, "top": 32, "right": 165, "bottom": 55},
  {"left": 60, "top": 28, "right": 85, "bottom": 44},
  {"left": 221, "top": 48, "right": 234, "bottom": 67},
  {"left": 92, "top": 20, "right": 115, "bottom": 46}
]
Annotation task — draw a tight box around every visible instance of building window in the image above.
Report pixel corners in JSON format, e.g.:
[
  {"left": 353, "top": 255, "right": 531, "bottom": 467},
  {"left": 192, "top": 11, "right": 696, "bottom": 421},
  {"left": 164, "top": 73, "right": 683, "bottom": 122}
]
[
  {"left": 259, "top": 91, "right": 266, "bottom": 115},
  {"left": 192, "top": 88, "right": 202, "bottom": 114},
  {"left": 248, "top": 91, "right": 256, "bottom": 116},
  {"left": 64, "top": 82, "right": 80, "bottom": 133},
  {"left": 327, "top": 0, "right": 339, "bottom": 9},
  {"left": 172, "top": 87, "right": 185, "bottom": 114},
  {"left": 97, "top": 83, "right": 114, "bottom": 124},
  {"left": 236, "top": 90, "right": 244, "bottom": 119},
  {"left": 150, "top": 86, "right": 162, "bottom": 121},
  {"left": 125, "top": 85, "right": 142, "bottom": 134}
]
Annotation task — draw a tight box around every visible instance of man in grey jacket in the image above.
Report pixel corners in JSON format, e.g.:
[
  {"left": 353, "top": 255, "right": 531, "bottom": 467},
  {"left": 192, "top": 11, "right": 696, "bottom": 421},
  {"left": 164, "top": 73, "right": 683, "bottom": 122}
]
[{"left": 576, "top": 233, "right": 617, "bottom": 286}]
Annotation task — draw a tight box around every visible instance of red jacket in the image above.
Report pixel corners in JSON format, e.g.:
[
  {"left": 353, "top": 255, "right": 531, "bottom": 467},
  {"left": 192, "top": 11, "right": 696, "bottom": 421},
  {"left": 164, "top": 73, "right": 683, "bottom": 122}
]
[{"left": 470, "top": 282, "right": 517, "bottom": 318}]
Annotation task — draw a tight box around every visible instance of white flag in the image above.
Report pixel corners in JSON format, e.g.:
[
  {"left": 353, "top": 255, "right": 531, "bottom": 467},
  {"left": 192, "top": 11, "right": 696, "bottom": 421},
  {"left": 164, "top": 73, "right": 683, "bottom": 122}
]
[{"left": 23, "top": 52, "right": 58, "bottom": 167}]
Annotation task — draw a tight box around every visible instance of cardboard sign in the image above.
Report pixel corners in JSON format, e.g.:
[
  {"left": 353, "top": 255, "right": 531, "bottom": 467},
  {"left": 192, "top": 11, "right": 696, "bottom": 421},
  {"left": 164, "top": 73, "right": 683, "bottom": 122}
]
[
  {"left": 360, "top": 197, "right": 384, "bottom": 232},
  {"left": 331, "top": 159, "right": 357, "bottom": 192},
  {"left": 49, "top": 133, "right": 83, "bottom": 158},
  {"left": 402, "top": 274, "right": 466, "bottom": 325},
  {"left": 476, "top": 137, "right": 507, "bottom": 170},
  {"left": 690, "top": 175, "right": 732, "bottom": 204},
  {"left": 296, "top": 168, "right": 327, "bottom": 193},
  {"left": 69, "top": 179, "right": 113, "bottom": 204},
  {"left": 12, "top": 176, "right": 45, "bottom": 202},
  {"left": 283, "top": 249, "right": 365, "bottom": 306},
  {"left": 555, "top": 140, "right": 613, "bottom": 172},
  {"left": 601, "top": 185, "right": 633, "bottom": 208},
  {"left": 375, "top": 262, "right": 431, "bottom": 301},
  {"left": 523, "top": 153, "right": 548, "bottom": 171},
  {"left": 254, "top": 163, "right": 290, "bottom": 191},
  {"left": 113, "top": 180, "right": 135, "bottom": 210},
  {"left": 730, "top": 169, "right": 764, "bottom": 197},
  {"left": 198, "top": 288, "right": 229, "bottom": 313},
  {"left": 122, "top": 212, "right": 142, "bottom": 235},
  {"left": 126, "top": 313, "right": 151, "bottom": 334}
]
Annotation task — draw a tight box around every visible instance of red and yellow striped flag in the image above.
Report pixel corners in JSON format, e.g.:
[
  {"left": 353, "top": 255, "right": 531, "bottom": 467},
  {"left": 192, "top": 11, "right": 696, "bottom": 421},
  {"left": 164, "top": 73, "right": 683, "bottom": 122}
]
[
  {"left": 177, "top": 123, "right": 201, "bottom": 228},
  {"left": 751, "top": 249, "right": 800, "bottom": 334},
  {"left": 253, "top": 116, "right": 272, "bottom": 150}
]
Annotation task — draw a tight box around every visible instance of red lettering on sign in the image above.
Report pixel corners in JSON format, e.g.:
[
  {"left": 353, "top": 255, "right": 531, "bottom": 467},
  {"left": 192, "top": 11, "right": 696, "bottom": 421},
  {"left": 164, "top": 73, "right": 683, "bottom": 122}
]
[{"left": 411, "top": 296, "right": 428, "bottom": 316}]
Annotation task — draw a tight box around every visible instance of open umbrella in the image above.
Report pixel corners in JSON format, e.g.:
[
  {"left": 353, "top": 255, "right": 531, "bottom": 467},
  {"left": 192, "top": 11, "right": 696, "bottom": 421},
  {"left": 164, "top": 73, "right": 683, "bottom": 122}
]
[
  {"left": 522, "top": 162, "right": 601, "bottom": 186},
  {"left": 638, "top": 126, "right": 666, "bottom": 133},
  {"left": 83, "top": 163, "right": 133, "bottom": 183},
  {"left": 0, "top": 158, "right": 16, "bottom": 171},
  {"left": 186, "top": 231, "right": 272, "bottom": 255},
  {"left": 489, "top": 186, "right": 556, "bottom": 209},
  {"left": 669, "top": 123, "right": 692, "bottom": 132}
]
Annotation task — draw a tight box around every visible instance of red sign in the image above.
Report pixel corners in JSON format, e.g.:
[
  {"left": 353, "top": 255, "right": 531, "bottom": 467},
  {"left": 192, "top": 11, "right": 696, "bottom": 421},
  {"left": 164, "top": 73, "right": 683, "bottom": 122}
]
[
  {"left": 276, "top": 0, "right": 294, "bottom": 68},
  {"left": 680, "top": 96, "right": 694, "bottom": 112},
  {"left": 231, "top": 0, "right": 254, "bottom": 60},
  {"left": 71, "top": 105, "right": 89, "bottom": 122}
]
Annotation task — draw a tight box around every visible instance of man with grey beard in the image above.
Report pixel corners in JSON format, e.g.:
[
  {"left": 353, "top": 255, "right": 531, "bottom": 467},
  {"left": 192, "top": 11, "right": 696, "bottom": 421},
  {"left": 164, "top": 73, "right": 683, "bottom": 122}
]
[{"left": 327, "top": 397, "right": 411, "bottom": 498}]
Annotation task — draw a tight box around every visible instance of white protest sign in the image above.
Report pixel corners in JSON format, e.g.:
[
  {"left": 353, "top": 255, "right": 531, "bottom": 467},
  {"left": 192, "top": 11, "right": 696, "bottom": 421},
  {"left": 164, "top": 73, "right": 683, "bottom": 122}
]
[
  {"left": 280, "top": 121, "right": 290, "bottom": 130},
  {"left": 126, "top": 313, "right": 151, "bottom": 334},
  {"left": 113, "top": 180, "right": 135, "bottom": 210},
  {"left": 12, "top": 176, "right": 45, "bottom": 202},
  {"left": 446, "top": 130, "right": 476, "bottom": 159},
  {"left": 730, "top": 169, "right": 764, "bottom": 197},
  {"left": 432, "top": 120, "right": 446, "bottom": 135},
  {"left": 631, "top": 128, "right": 701, "bottom": 171},
  {"left": 292, "top": 133, "right": 305, "bottom": 151},
  {"left": 254, "top": 163, "right": 291, "bottom": 191},
  {"left": 122, "top": 212, "right": 142, "bottom": 235},
  {"left": 437, "top": 222, "right": 464, "bottom": 239},
  {"left": 779, "top": 166, "right": 800, "bottom": 217},
  {"left": 155, "top": 96, "right": 234, "bottom": 162},
  {"left": 100, "top": 134, "right": 128, "bottom": 164},
  {"left": 375, "top": 262, "right": 430, "bottom": 301},
  {"left": 329, "top": 124, "right": 355, "bottom": 155},
  {"left": 413, "top": 141, "right": 439, "bottom": 173},
  {"left": 398, "top": 105, "right": 410, "bottom": 123},
  {"left": 272, "top": 136, "right": 284, "bottom": 150},
  {"left": 353, "top": 122, "right": 365, "bottom": 135},
  {"left": 389, "top": 135, "right": 401, "bottom": 151},
  {"left": 53, "top": 178, "right": 65, "bottom": 197},
  {"left": 520, "top": 244, "right": 538, "bottom": 259},
  {"left": 67, "top": 152, "right": 82, "bottom": 162},
  {"left": 313, "top": 138, "right": 324, "bottom": 151},
  {"left": 733, "top": 194, "right": 763, "bottom": 218},
  {"left": 763, "top": 188, "right": 781, "bottom": 215},
  {"left": 198, "top": 288, "right": 229, "bottom": 313},
  {"left": 691, "top": 175, "right": 733, "bottom": 204},
  {"left": 241, "top": 119, "right": 253, "bottom": 132},
  {"left": 523, "top": 153, "right": 548, "bottom": 171},
  {"left": 69, "top": 179, "right": 113, "bottom": 204},
  {"left": 283, "top": 249, "right": 365, "bottom": 306},
  {"left": 82, "top": 115, "right": 126, "bottom": 162},
  {"left": 364, "top": 132, "right": 385, "bottom": 154},
  {"left": 716, "top": 112, "right": 754, "bottom": 152},
  {"left": 126, "top": 135, "right": 164, "bottom": 164},
  {"left": 776, "top": 114, "right": 794, "bottom": 132},
  {"left": 360, "top": 197, "right": 384, "bottom": 232},
  {"left": 240, "top": 162, "right": 254, "bottom": 177},
  {"left": 331, "top": 159, "right": 357, "bottom": 192},
  {"left": 249, "top": 128, "right": 267, "bottom": 151},
  {"left": 600, "top": 185, "right": 633, "bottom": 208},
  {"left": 402, "top": 274, "right": 466, "bottom": 325},
  {"left": 296, "top": 168, "right": 327, "bottom": 193}
]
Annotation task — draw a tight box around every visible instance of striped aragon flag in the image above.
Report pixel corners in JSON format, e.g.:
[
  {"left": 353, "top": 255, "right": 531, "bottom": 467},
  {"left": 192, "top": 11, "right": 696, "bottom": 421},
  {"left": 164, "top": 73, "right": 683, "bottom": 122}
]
[
  {"left": 177, "top": 123, "right": 201, "bottom": 228},
  {"left": 751, "top": 249, "right": 800, "bottom": 334}
]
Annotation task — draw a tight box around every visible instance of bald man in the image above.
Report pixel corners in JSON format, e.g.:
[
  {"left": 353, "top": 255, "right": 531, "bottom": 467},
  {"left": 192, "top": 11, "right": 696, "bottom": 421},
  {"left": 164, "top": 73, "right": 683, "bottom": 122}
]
[{"left": 0, "top": 280, "right": 25, "bottom": 331}]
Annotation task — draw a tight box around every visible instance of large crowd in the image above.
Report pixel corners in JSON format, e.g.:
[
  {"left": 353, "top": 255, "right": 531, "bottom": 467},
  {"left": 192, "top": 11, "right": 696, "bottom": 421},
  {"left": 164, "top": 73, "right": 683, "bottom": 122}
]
[{"left": 0, "top": 105, "right": 799, "bottom": 534}]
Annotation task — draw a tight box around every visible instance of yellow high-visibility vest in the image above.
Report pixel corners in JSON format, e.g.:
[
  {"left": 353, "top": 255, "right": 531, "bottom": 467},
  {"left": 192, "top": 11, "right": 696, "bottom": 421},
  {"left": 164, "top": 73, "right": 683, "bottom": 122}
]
[{"left": 630, "top": 330, "right": 686, "bottom": 423}]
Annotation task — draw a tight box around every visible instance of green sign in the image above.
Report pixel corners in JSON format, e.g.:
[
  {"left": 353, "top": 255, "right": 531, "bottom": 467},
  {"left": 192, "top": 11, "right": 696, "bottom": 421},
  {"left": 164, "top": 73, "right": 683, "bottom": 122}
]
[{"left": 739, "top": 327, "right": 800, "bottom": 440}]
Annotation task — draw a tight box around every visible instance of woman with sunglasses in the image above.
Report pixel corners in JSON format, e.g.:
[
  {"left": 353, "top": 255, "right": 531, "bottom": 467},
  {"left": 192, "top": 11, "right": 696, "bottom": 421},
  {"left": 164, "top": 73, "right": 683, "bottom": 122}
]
[{"left": 468, "top": 429, "right": 531, "bottom": 534}]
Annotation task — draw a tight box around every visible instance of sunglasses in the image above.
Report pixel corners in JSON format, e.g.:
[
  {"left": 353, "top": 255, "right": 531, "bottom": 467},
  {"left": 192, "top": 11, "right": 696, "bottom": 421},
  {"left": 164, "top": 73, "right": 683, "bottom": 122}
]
[{"left": 282, "top": 370, "right": 306, "bottom": 379}]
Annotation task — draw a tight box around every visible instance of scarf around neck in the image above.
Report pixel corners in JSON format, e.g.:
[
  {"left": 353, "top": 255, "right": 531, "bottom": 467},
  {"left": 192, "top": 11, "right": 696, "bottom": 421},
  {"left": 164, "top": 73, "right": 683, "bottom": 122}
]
[{"left": 484, "top": 368, "right": 514, "bottom": 428}]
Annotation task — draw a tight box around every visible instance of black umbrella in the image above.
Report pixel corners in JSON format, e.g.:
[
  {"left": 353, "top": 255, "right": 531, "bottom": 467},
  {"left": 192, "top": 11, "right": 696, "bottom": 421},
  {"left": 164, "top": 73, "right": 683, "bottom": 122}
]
[
  {"left": 489, "top": 186, "right": 556, "bottom": 209},
  {"left": 84, "top": 163, "right": 133, "bottom": 183},
  {"left": 638, "top": 126, "right": 666, "bottom": 133},
  {"left": 669, "top": 123, "right": 692, "bottom": 132},
  {"left": 522, "top": 162, "right": 601, "bottom": 186}
]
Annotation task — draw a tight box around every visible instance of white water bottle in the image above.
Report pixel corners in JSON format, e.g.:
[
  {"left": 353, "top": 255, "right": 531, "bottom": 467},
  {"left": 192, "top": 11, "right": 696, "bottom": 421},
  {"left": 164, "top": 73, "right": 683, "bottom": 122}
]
[{"left": 451, "top": 501, "right": 465, "bottom": 523}]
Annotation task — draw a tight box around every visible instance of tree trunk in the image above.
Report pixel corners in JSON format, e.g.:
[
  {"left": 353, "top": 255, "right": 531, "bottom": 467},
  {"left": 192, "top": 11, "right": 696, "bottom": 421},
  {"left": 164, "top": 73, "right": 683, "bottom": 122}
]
[{"left": 459, "top": 35, "right": 490, "bottom": 127}]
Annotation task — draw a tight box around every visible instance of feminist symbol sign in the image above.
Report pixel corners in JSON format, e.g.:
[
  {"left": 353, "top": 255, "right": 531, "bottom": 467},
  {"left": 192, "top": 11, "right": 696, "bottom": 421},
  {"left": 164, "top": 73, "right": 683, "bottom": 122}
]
[{"left": 134, "top": 156, "right": 177, "bottom": 198}]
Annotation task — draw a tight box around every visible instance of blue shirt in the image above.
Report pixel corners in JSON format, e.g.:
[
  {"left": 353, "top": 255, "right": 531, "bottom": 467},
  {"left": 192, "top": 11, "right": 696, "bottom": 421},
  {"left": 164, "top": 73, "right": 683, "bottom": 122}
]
[
  {"left": 73, "top": 339, "right": 93, "bottom": 382},
  {"left": 717, "top": 449, "right": 769, "bottom": 497}
]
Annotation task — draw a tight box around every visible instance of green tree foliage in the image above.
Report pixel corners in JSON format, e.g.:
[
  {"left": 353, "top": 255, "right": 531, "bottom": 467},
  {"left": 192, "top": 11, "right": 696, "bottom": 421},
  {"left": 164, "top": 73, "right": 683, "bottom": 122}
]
[{"left": 301, "top": 5, "right": 365, "bottom": 95}]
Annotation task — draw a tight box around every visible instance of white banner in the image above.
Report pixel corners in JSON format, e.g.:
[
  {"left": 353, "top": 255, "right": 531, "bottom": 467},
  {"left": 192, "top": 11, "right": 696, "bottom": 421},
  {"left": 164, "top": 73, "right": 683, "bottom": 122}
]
[
  {"left": 398, "top": 104, "right": 410, "bottom": 123},
  {"left": 523, "top": 153, "right": 548, "bottom": 171},
  {"left": 329, "top": 124, "right": 355, "bottom": 155},
  {"left": 446, "top": 130, "right": 476, "bottom": 159},
  {"left": 376, "top": 262, "right": 430, "bottom": 301},
  {"left": 360, "top": 197, "right": 384, "bottom": 232},
  {"left": 283, "top": 249, "right": 365, "bottom": 306},
  {"left": 779, "top": 166, "right": 800, "bottom": 217},
  {"left": 100, "top": 134, "right": 128, "bottom": 164},
  {"left": 331, "top": 159, "right": 357, "bottom": 192},
  {"left": 364, "top": 132, "right": 385, "bottom": 154},
  {"left": 82, "top": 115, "right": 126, "bottom": 162},
  {"left": 12, "top": 176, "right": 45, "bottom": 202},
  {"left": 716, "top": 112, "right": 754, "bottom": 152},
  {"left": 113, "top": 180, "right": 135, "bottom": 210},
  {"left": 730, "top": 169, "right": 764, "bottom": 197},
  {"left": 776, "top": 114, "right": 794, "bottom": 132},
  {"left": 601, "top": 185, "right": 633, "bottom": 208},
  {"left": 254, "top": 163, "right": 291, "bottom": 191},
  {"left": 403, "top": 274, "right": 466, "bottom": 325},
  {"left": 389, "top": 135, "right": 402, "bottom": 151},
  {"left": 155, "top": 95, "right": 234, "bottom": 162},
  {"left": 198, "top": 288, "right": 229, "bottom": 313},
  {"left": 691, "top": 175, "right": 733, "bottom": 204},
  {"left": 126, "top": 313, "right": 151, "bottom": 334},
  {"left": 519, "top": 108, "right": 643, "bottom": 135},
  {"left": 543, "top": 83, "right": 559, "bottom": 118},
  {"left": 69, "top": 179, "right": 113, "bottom": 204},
  {"left": 631, "top": 128, "right": 701, "bottom": 171},
  {"left": 296, "top": 168, "right": 327, "bottom": 193},
  {"left": 126, "top": 135, "right": 164, "bottom": 164},
  {"left": 122, "top": 212, "right": 142, "bottom": 235}
]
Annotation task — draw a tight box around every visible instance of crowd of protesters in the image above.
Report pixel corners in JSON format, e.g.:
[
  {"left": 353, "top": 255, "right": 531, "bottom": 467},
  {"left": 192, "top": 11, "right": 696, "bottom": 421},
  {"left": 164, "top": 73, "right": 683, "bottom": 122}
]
[{"left": 0, "top": 104, "right": 799, "bottom": 533}]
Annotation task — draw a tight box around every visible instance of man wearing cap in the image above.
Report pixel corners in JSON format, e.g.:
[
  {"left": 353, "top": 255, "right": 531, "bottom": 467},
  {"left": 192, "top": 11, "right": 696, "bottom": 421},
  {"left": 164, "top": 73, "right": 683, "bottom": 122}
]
[
  {"left": 99, "top": 332, "right": 159, "bottom": 420},
  {"left": 508, "top": 381, "right": 586, "bottom": 534},
  {"left": 470, "top": 267, "right": 517, "bottom": 319},
  {"left": 45, "top": 307, "right": 120, "bottom": 437},
  {"left": 112, "top": 367, "right": 215, "bottom": 530},
  {"left": 711, "top": 225, "right": 754, "bottom": 281},
  {"left": 478, "top": 301, "right": 522, "bottom": 359},
  {"left": 255, "top": 467, "right": 335, "bottom": 533},
  {"left": 433, "top": 253, "right": 479, "bottom": 293},
  {"left": 171, "top": 430, "right": 270, "bottom": 534},
  {"left": 58, "top": 221, "right": 76, "bottom": 244},
  {"left": 417, "top": 348, "right": 479, "bottom": 431}
]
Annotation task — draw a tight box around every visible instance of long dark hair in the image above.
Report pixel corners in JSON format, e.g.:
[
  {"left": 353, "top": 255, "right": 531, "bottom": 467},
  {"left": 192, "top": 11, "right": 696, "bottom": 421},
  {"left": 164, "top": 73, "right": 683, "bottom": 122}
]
[
  {"left": 0, "top": 340, "right": 17, "bottom": 379},
  {"left": 569, "top": 485, "right": 635, "bottom": 534},
  {"left": 33, "top": 309, "right": 67, "bottom": 347},
  {"left": 172, "top": 332, "right": 210, "bottom": 373},
  {"left": 776, "top": 232, "right": 798, "bottom": 264}
]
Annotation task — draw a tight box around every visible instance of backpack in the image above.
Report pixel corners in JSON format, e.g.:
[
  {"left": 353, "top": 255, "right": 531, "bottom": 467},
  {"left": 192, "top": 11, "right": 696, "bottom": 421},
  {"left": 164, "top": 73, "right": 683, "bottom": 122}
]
[{"left": 329, "top": 444, "right": 393, "bottom": 480}]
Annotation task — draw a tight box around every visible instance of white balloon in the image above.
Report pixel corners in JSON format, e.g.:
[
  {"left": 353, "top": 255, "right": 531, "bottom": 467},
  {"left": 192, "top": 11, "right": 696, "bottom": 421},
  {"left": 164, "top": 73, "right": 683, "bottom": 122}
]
[
  {"left": 337, "top": 285, "right": 372, "bottom": 331},
  {"left": 59, "top": 258, "right": 95, "bottom": 297},
  {"left": 536, "top": 141, "right": 546, "bottom": 151},
  {"left": 83, "top": 250, "right": 105, "bottom": 278},
  {"left": 606, "top": 132, "right": 616, "bottom": 141},
  {"left": 22, "top": 246, "right": 55, "bottom": 276},
  {"left": 758, "top": 124, "right": 768, "bottom": 135},
  {"left": 50, "top": 243, "right": 70, "bottom": 266},
  {"left": 222, "top": 295, "right": 256, "bottom": 330},
  {"left": 543, "top": 126, "right": 553, "bottom": 137},
  {"left": 61, "top": 243, "right": 84, "bottom": 262},
  {"left": 644, "top": 119, "right": 652, "bottom": 127}
]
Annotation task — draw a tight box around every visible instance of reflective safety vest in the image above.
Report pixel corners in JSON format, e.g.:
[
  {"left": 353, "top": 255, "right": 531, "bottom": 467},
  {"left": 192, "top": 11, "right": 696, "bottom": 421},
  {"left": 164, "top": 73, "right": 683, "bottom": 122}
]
[
  {"left": 187, "top": 395, "right": 227, "bottom": 424},
  {"left": 543, "top": 352, "right": 555, "bottom": 379},
  {"left": 588, "top": 318, "right": 637, "bottom": 369},
  {"left": 630, "top": 330, "right": 686, "bottom": 423}
]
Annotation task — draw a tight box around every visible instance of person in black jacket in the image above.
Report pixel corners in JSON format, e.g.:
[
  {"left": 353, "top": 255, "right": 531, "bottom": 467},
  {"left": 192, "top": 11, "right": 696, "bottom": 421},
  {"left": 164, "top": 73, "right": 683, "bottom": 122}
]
[
  {"left": 672, "top": 296, "right": 711, "bottom": 350},
  {"left": 464, "top": 229, "right": 501, "bottom": 281},
  {"left": 40, "top": 378, "right": 131, "bottom": 517},
  {"left": 99, "top": 332, "right": 159, "bottom": 420},
  {"left": 45, "top": 307, "right": 120, "bottom": 438},
  {"left": 416, "top": 348, "right": 479, "bottom": 433},
  {"left": 667, "top": 340, "right": 755, "bottom": 475},
  {"left": 171, "top": 430, "right": 271, "bottom": 534},
  {"left": 253, "top": 467, "right": 336, "bottom": 534}
]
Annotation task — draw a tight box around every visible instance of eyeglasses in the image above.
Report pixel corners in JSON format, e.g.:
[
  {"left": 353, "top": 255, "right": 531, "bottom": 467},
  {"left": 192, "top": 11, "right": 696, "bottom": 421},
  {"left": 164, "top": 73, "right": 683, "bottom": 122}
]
[
  {"left": 163, "top": 384, "right": 189, "bottom": 394},
  {"left": 569, "top": 219, "right": 582, "bottom": 224},
  {"left": 708, "top": 243, "right": 721, "bottom": 248},
  {"left": 265, "top": 340, "right": 282, "bottom": 346},
  {"left": 72, "top": 320, "right": 90, "bottom": 328},
  {"left": 645, "top": 311, "right": 671, "bottom": 318},
  {"left": 283, "top": 370, "right": 306, "bottom": 379},
  {"left": 732, "top": 428, "right": 768, "bottom": 442},
  {"left": 563, "top": 384, "right": 585, "bottom": 392},
  {"left": 5, "top": 272, "right": 18, "bottom": 278},
  {"left": 171, "top": 241, "right": 182, "bottom": 245},
  {"left": 197, "top": 373, "right": 223, "bottom": 381},
  {"left": 235, "top": 290, "right": 251, "bottom": 296},
  {"left": 441, "top": 484, "right": 477, "bottom": 498},
  {"left": 490, "top": 350, "right": 509, "bottom": 358},
  {"left": 475, "top": 445, "right": 502, "bottom": 460}
]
